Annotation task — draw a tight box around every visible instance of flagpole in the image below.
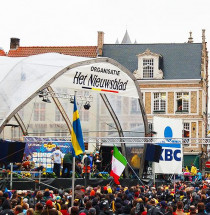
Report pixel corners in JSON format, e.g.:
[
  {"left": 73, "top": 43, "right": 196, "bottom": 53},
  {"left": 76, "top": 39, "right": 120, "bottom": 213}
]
[
  {"left": 71, "top": 156, "right": 75, "bottom": 207},
  {"left": 127, "top": 162, "right": 145, "bottom": 186},
  {"left": 71, "top": 91, "right": 77, "bottom": 207}
]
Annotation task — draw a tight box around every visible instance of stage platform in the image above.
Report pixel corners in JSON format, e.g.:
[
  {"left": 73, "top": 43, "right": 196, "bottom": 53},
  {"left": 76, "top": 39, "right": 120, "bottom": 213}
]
[
  {"left": 0, "top": 178, "right": 142, "bottom": 190},
  {"left": 0, "top": 177, "right": 175, "bottom": 190}
]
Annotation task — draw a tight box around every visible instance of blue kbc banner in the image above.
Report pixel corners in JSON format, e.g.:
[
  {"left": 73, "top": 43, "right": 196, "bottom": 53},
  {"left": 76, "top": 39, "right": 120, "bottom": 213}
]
[{"left": 153, "top": 117, "right": 183, "bottom": 174}]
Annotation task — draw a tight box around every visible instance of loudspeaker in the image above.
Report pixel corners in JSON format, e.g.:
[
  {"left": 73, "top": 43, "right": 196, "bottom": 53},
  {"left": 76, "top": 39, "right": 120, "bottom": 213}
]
[{"left": 145, "top": 144, "right": 162, "bottom": 163}]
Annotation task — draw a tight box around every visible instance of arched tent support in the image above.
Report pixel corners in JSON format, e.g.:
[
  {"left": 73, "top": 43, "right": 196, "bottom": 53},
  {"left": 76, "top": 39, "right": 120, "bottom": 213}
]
[
  {"left": 47, "top": 86, "right": 72, "bottom": 134},
  {"left": 13, "top": 113, "right": 28, "bottom": 136},
  {"left": 100, "top": 93, "right": 129, "bottom": 177}
]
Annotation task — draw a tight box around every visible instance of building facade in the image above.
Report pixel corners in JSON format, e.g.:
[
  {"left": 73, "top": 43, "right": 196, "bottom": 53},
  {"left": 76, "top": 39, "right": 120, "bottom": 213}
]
[{"left": 99, "top": 30, "right": 208, "bottom": 168}]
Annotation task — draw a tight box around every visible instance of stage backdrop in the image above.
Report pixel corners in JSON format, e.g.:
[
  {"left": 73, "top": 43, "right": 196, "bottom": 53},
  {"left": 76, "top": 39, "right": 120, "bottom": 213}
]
[
  {"left": 153, "top": 117, "right": 183, "bottom": 174},
  {"left": 24, "top": 137, "right": 73, "bottom": 171}
]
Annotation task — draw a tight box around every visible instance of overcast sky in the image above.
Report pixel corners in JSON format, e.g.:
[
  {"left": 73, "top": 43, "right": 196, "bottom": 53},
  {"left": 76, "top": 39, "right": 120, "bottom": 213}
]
[{"left": 1, "top": 0, "right": 210, "bottom": 52}]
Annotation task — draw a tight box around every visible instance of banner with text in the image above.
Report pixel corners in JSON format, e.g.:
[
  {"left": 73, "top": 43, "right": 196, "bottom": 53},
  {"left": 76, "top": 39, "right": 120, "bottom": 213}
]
[
  {"left": 57, "top": 62, "right": 139, "bottom": 98},
  {"left": 153, "top": 117, "right": 183, "bottom": 174}
]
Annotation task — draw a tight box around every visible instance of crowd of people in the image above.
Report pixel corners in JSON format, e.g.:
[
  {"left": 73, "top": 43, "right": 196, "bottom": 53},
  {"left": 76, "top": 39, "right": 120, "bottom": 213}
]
[{"left": 0, "top": 179, "right": 210, "bottom": 215}]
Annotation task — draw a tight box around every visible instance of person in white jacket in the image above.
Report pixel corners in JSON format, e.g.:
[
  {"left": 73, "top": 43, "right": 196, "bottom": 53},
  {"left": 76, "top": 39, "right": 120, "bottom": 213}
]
[{"left": 51, "top": 146, "right": 64, "bottom": 177}]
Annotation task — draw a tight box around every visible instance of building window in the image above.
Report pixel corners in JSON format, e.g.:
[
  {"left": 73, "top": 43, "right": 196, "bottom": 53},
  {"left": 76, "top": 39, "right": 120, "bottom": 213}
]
[
  {"left": 34, "top": 103, "right": 46, "bottom": 121},
  {"left": 176, "top": 92, "right": 189, "bottom": 113},
  {"left": 183, "top": 123, "right": 190, "bottom": 137},
  {"left": 130, "top": 123, "right": 141, "bottom": 129},
  {"left": 55, "top": 103, "right": 67, "bottom": 122},
  {"left": 183, "top": 122, "right": 190, "bottom": 145},
  {"left": 110, "top": 95, "right": 122, "bottom": 114},
  {"left": 55, "top": 108, "right": 63, "bottom": 121},
  {"left": 153, "top": 92, "right": 166, "bottom": 113},
  {"left": 130, "top": 98, "right": 140, "bottom": 114},
  {"left": 143, "top": 58, "right": 154, "bottom": 78}
]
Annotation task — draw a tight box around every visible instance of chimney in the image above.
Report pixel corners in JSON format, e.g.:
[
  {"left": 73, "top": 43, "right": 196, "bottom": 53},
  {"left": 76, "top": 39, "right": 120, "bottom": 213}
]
[
  {"left": 188, "top": 31, "right": 193, "bottom": 43},
  {"left": 202, "top": 29, "right": 206, "bottom": 44},
  {"left": 97, "top": 31, "right": 104, "bottom": 56},
  {"left": 10, "top": 38, "right": 20, "bottom": 50}
]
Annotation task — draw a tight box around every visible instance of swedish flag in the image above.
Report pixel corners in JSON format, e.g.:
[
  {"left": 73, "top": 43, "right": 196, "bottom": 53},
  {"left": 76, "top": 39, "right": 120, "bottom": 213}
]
[{"left": 71, "top": 96, "right": 85, "bottom": 156}]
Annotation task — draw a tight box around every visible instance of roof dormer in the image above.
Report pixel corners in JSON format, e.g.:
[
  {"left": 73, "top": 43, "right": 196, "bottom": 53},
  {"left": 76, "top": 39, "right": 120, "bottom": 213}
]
[{"left": 134, "top": 49, "right": 163, "bottom": 79}]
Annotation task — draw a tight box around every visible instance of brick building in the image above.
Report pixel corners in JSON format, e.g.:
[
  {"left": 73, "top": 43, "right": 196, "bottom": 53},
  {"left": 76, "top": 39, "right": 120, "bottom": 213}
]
[{"left": 99, "top": 30, "right": 208, "bottom": 166}]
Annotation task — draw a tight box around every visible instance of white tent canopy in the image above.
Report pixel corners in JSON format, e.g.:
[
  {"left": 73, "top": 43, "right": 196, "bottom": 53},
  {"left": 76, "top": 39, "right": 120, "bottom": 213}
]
[{"left": 0, "top": 53, "right": 148, "bottom": 135}]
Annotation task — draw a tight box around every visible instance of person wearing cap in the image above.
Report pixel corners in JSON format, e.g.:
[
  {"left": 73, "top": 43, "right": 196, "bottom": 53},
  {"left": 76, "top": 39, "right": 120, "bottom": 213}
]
[
  {"left": 41, "top": 200, "right": 58, "bottom": 215},
  {"left": 51, "top": 146, "right": 64, "bottom": 178}
]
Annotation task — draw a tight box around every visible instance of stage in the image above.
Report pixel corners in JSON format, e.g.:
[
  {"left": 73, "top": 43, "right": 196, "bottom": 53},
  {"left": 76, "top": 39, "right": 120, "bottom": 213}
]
[
  {"left": 0, "top": 177, "right": 176, "bottom": 190},
  {"left": 0, "top": 178, "right": 142, "bottom": 190}
]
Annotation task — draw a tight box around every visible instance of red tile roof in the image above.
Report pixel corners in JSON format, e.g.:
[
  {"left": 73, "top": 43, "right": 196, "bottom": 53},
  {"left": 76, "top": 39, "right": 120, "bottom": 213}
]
[
  {"left": 8, "top": 46, "right": 97, "bottom": 58},
  {"left": 0, "top": 49, "right": 6, "bottom": 56}
]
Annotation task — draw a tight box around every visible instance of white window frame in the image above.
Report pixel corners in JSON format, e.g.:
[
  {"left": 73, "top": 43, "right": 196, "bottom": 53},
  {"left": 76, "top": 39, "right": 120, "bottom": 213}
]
[
  {"left": 33, "top": 103, "right": 46, "bottom": 121},
  {"left": 135, "top": 49, "right": 163, "bottom": 79},
  {"left": 183, "top": 122, "right": 190, "bottom": 147},
  {"left": 176, "top": 92, "right": 189, "bottom": 113},
  {"left": 143, "top": 58, "right": 154, "bottom": 79},
  {"left": 130, "top": 98, "right": 141, "bottom": 114},
  {"left": 183, "top": 121, "right": 198, "bottom": 148},
  {"left": 153, "top": 92, "right": 166, "bottom": 113}
]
